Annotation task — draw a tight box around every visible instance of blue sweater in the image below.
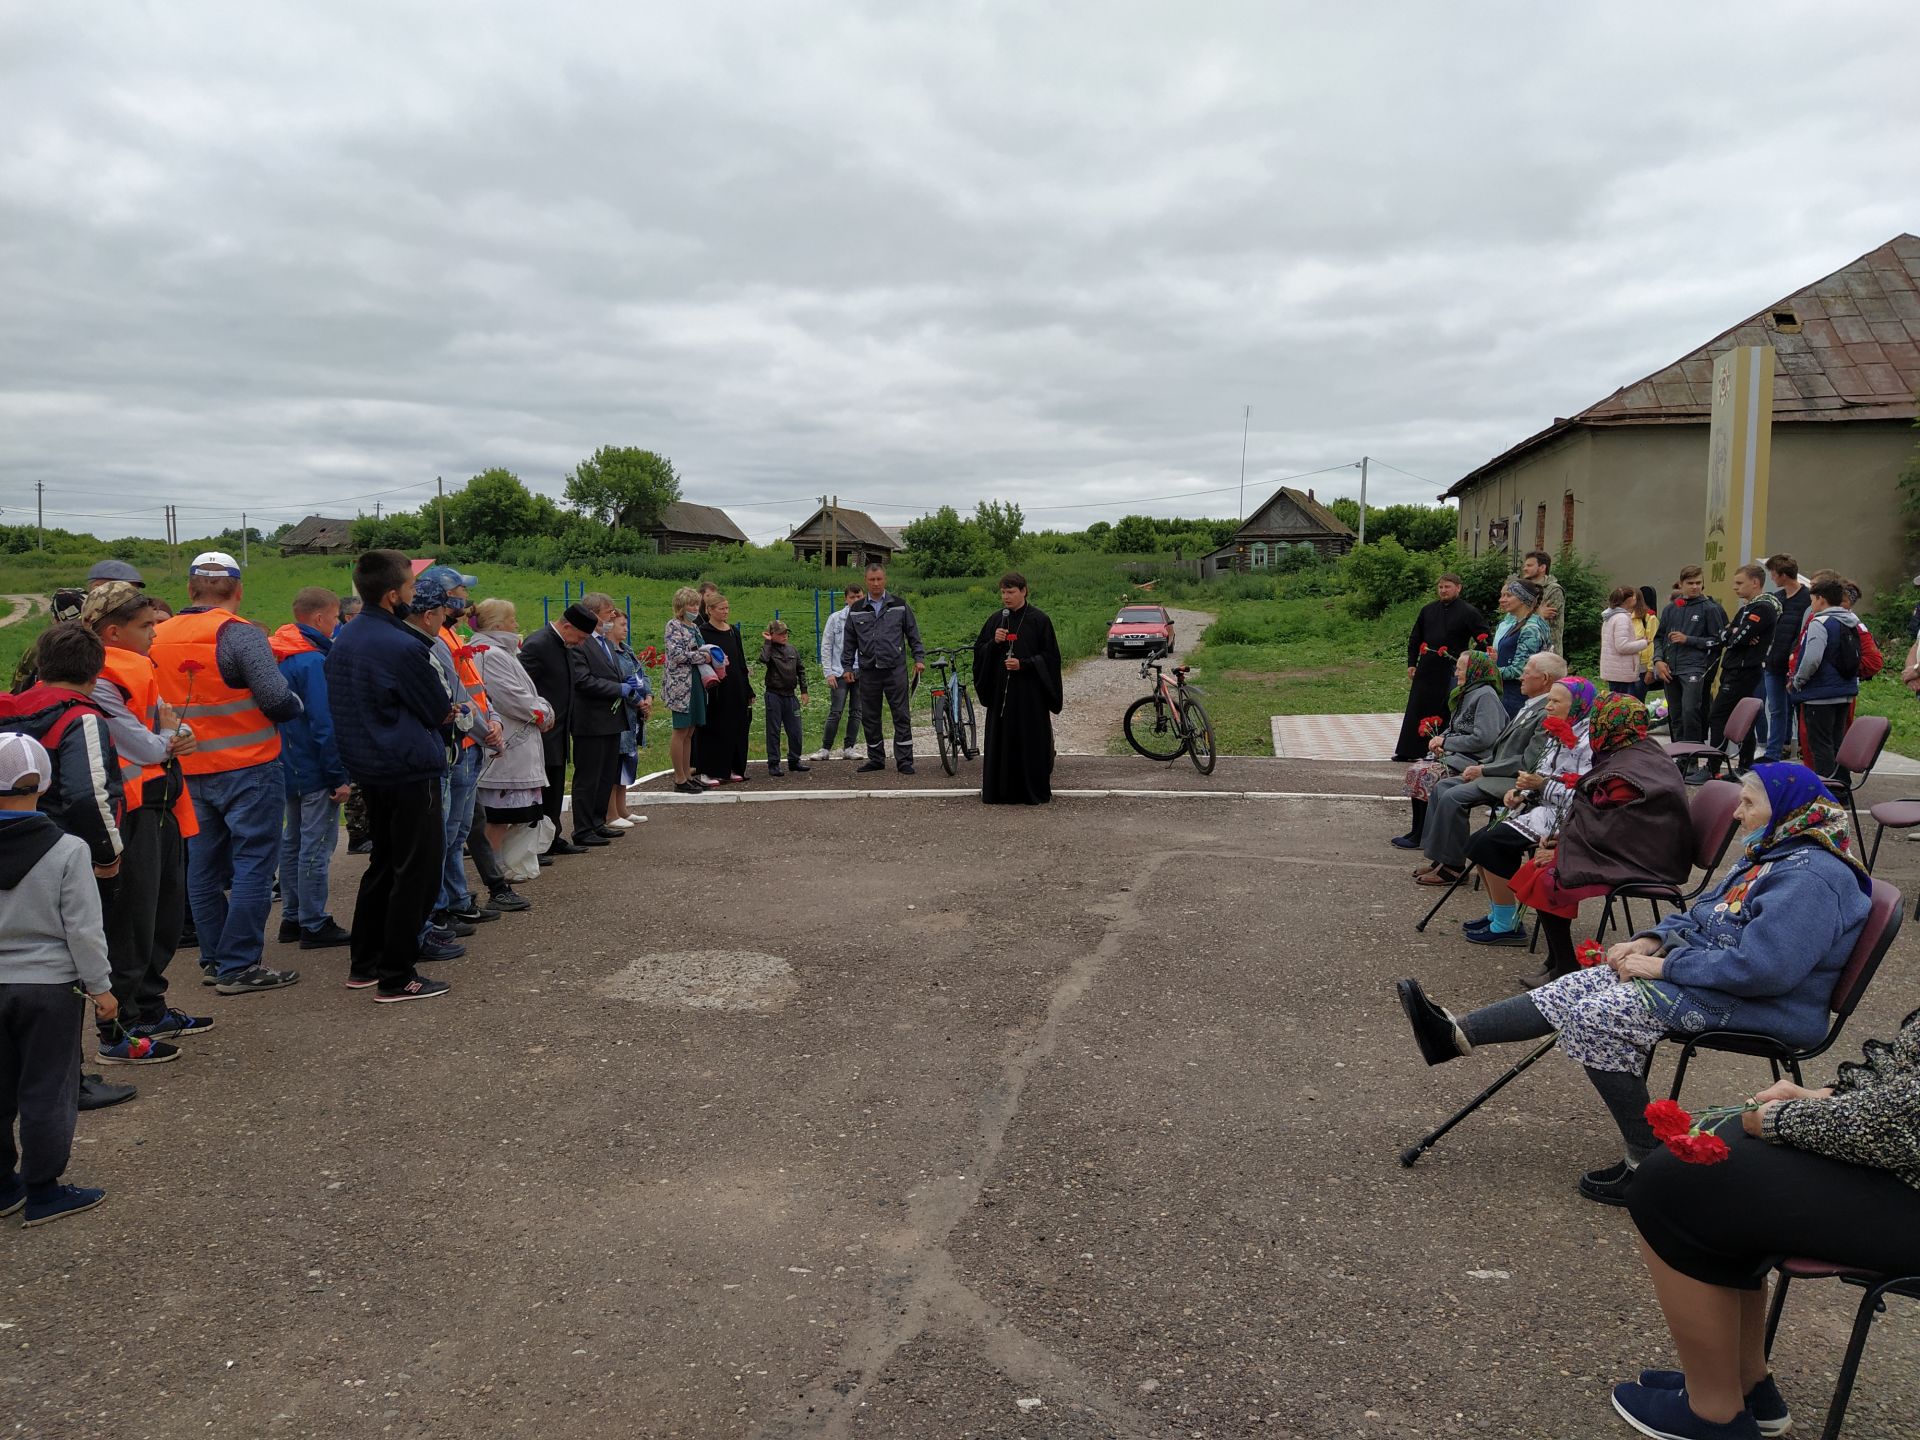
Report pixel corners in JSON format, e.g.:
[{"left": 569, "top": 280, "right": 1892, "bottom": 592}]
[
  {"left": 324, "top": 604, "right": 452, "bottom": 785},
  {"left": 1644, "top": 840, "right": 1871, "bottom": 1046},
  {"left": 272, "top": 623, "right": 349, "bottom": 795}
]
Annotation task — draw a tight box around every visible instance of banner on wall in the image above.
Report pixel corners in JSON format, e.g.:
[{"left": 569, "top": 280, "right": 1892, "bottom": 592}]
[{"left": 1703, "top": 345, "right": 1776, "bottom": 611}]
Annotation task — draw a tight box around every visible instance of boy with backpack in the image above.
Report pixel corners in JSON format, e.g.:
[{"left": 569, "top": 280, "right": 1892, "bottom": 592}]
[
  {"left": 1788, "top": 577, "right": 1863, "bottom": 785},
  {"left": 0, "top": 732, "right": 118, "bottom": 1227},
  {"left": 0, "top": 622, "right": 123, "bottom": 874}
]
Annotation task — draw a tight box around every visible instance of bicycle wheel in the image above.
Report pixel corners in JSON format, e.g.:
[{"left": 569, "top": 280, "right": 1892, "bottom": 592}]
[
  {"left": 1124, "top": 693, "right": 1187, "bottom": 761},
  {"left": 933, "top": 698, "right": 957, "bottom": 776},
  {"left": 957, "top": 686, "right": 979, "bottom": 759},
  {"left": 1181, "top": 696, "right": 1216, "bottom": 774}
]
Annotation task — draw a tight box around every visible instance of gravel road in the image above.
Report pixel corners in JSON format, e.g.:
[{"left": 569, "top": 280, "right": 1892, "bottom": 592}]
[{"left": 1053, "top": 606, "right": 1215, "bottom": 755}]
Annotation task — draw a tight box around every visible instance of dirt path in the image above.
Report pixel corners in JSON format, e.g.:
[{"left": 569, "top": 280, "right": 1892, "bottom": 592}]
[
  {"left": 0, "top": 593, "right": 47, "bottom": 628},
  {"left": 1053, "top": 605, "right": 1215, "bottom": 755}
]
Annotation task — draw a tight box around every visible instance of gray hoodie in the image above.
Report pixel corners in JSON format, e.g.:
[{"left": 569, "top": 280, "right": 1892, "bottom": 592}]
[{"left": 0, "top": 814, "right": 111, "bottom": 991}]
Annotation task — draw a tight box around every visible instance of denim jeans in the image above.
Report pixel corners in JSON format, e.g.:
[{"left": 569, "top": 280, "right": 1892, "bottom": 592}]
[
  {"left": 438, "top": 746, "right": 479, "bottom": 913},
  {"left": 1761, "top": 669, "right": 1790, "bottom": 760},
  {"left": 765, "top": 691, "right": 804, "bottom": 766},
  {"left": 281, "top": 789, "right": 340, "bottom": 932},
  {"left": 186, "top": 760, "right": 285, "bottom": 977},
  {"left": 822, "top": 676, "right": 863, "bottom": 751}
]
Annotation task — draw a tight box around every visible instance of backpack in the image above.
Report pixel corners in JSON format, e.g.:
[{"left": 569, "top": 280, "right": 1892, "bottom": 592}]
[
  {"left": 0, "top": 686, "right": 104, "bottom": 754},
  {"left": 1825, "top": 619, "right": 1861, "bottom": 681},
  {"left": 1855, "top": 623, "right": 1884, "bottom": 682}
]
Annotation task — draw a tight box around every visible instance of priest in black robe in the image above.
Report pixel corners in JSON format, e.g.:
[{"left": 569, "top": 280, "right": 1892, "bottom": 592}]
[
  {"left": 972, "top": 573, "right": 1064, "bottom": 805},
  {"left": 1392, "top": 573, "right": 1487, "bottom": 760}
]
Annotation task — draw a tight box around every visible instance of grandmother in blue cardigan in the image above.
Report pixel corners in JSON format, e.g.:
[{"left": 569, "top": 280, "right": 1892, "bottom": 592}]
[{"left": 1398, "top": 763, "right": 1872, "bottom": 1206}]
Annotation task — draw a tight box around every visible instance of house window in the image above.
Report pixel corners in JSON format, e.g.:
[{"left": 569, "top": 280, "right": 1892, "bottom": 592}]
[
  {"left": 1250, "top": 542, "right": 1269, "bottom": 569},
  {"left": 1561, "top": 493, "right": 1575, "bottom": 554},
  {"left": 1535, "top": 503, "right": 1547, "bottom": 551}
]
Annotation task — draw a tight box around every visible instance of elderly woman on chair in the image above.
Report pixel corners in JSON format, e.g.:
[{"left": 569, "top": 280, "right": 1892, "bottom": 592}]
[
  {"left": 1398, "top": 763, "right": 1872, "bottom": 1207},
  {"left": 1393, "top": 651, "right": 1506, "bottom": 849}
]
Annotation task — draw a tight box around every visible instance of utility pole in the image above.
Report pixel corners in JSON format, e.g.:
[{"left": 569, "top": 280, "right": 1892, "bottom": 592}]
[
  {"left": 241, "top": 512, "right": 249, "bottom": 568},
  {"left": 1237, "top": 406, "right": 1250, "bottom": 523},
  {"left": 35, "top": 480, "right": 43, "bottom": 551},
  {"left": 375, "top": 501, "right": 382, "bottom": 522},
  {"left": 437, "top": 475, "right": 446, "bottom": 547},
  {"left": 829, "top": 493, "right": 839, "bottom": 571},
  {"left": 1356, "top": 456, "right": 1369, "bottom": 547}
]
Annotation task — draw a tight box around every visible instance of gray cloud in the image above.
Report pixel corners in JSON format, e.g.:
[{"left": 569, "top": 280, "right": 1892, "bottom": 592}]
[{"left": 2, "top": 3, "right": 1915, "bottom": 542}]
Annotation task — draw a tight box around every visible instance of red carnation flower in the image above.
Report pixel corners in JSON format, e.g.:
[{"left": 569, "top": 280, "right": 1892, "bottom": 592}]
[
  {"left": 1542, "top": 716, "right": 1577, "bottom": 746},
  {"left": 177, "top": 660, "right": 204, "bottom": 674},
  {"left": 1558, "top": 771, "right": 1581, "bottom": 786},
  {"left": 1644, "top": 1098, "right": 1691, "bottom": 1141},
  {"left": 1668, "top": 1131, "right": 1731, "bottom": 1165},
  {"left": 1576, "top": 939, "right": 1606, "bottom": 969},
  {"left": 1418, "top": 643, "right": 1430, "bottom": 655},
  {"left": 1418, "top": 715, "right": 1446, "bottom": 738}
]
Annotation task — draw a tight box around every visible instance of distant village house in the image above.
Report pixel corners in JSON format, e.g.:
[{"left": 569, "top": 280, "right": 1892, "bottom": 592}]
[
  {"left": 278, "top": 515, "right": 355, "bottom": 555},
  {"left": 788, "top": 504, "right": 896, "bottom": 568},
  {"left": 640, "top": 501, "right": 749, "bottom": 554},
  {"left": 1201, "top": 486, "right": 1356, "bottom": 577}
]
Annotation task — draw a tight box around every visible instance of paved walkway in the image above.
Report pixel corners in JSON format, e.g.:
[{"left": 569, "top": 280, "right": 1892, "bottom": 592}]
[{"left": 1271, "top": 711, "right": 1401, "bottom": 761}]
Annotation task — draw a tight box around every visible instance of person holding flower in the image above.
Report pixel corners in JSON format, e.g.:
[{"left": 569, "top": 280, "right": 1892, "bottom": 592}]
[
  {"left": 1394, "top": 650, "right": 1505, "bottom": 849},
  {"left": 1393, "top": 574, "right": 1487, "bottom": 761},
  {"left": 1492, "top": 580, "right": 1552, "bottom": 717},
  {"left": 469, "top": 599, "right": 552, "bottom": 904},
  {"left": 1610, "top": 1008, "right": 1920, "bottom": 1440},
  {"left": 1453, "top": 676, "right": 1596, "bottom": 945},
  {"left": 1399, "top": 762, "right": 1873, "bottom": 1210}
]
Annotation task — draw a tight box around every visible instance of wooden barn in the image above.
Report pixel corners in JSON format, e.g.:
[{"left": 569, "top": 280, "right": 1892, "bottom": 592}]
[
  {"left": 640, "top": 501, "right": 749, "bottom": 554},
  {"left": 278, "top": 515, "right": 356, "bottom": 555},
  {"left": 1201, "top": 486, "right": 1356, "bottom": 576},
  {"left": 787, "top": 504, "right": 896, "bottom": 568}
]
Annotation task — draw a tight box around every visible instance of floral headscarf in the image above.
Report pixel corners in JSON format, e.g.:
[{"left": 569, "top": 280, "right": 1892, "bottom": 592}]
[
  {"left": 1745, "top": 762, "right": 1871, "bottom": 894},
  {"left": 1586, "top": 692, "right": 1649, "bottom": 754},
  {"left": 1558, "top": 675, "right": 1597, "bottom": 723},
  {"left": 1449, "top": 650, "right": 1500, "bottom": 708}
]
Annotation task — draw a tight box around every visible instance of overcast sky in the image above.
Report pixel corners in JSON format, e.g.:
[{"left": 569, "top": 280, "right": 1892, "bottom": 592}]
[{"left": 3, "top": 3, "right": 1915, "bottom": 544}]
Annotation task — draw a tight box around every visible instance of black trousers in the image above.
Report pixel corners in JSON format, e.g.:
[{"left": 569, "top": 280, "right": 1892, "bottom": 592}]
[
  {"left": 465, "top": 782, "right": 506, "bottom": 893},
  {"left": 1706, "top": 666, "right": 1763, "bottom": 769},
  {"left": 350, "top": 777, "right": 445, "bottom": 993},
  {"left": 1632, "top": 1129, "right": 1920, "bottom": 1289},
  {"left": 570, "top": 732, "right": 621, "bottom": 840},
  {"left": 1800, "top": 702, "right": 1851, "bottom": 787},
  {"left": 540, "top": 735, "right": 569, "bottom": 845},
  {"left": 98, "top": 802, "right": 186, "bottom": 1034},
  {"left": 1464, "top": 820, "right": 1535, "bottom": 881},
  {"left": 1664, "top": 671, "right": 1714, "bottom": 742},
  {"left": 858, "top": 666, "right": 914, "bottom": 764},
  {"left": 1, "top": 983, "right": 84, "bottom": 1189}
]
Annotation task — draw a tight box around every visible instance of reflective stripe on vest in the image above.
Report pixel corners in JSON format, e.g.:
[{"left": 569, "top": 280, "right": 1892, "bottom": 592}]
[
  {"left": 151, "top": 610, "right": 283, "bottom": 774},
  {"left": 441, "top": 625, "right": 490, "bottom": 749},
  {"left": 99, "top": 647, "right": 165, "bottom": 793}
]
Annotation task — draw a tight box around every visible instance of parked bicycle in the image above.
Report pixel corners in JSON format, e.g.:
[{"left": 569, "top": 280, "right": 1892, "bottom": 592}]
[
  {"left": 1123, "top": 658, "right": 1216, "bottom": 774},
  {"left": 922, "top": 647, "right": 980, "bottom": 776}
]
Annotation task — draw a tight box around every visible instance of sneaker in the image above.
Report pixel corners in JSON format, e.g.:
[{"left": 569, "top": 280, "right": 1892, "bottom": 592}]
[
  {"left": 344, "top": 973, "right": 379, "bottom": 990},
  {"left": 1464, "top": 924, "right": 1528, "bottom": 947},
  {"left": 373, "top": 977, "right": 451, "bottom": 1004},
  {"left": 897, "top": 762, "right": 915, "bottom": 776},
  {"left": 298, "top": 920, "right": 353, "bottom": 949},
  {"left": 132, "top": 1008, "right": 214, "bottom": 1039},
  {"left": 839, "top": 748, "right": 857, "bottom": 761},
  {"left": 347, "top": 838, "right": 373, "bottom": 855},
  {"left": 487, "top": 888, "right": 532, "bottom": 913},
  {"left": 447, "top": 904, "right": 500, "bottom": 925},
  {"left": 214, "top": 966, "right": 300, "bottom": 995},
  {"left": 857, "top": 760, "right": 885, "bottom": 773},
  {"left": 1610, "top": 1380, "right": 1762, "bottom": 1439},
  {"left": 1396, "top": 978, "right": 1471, "bottom": 1066},
  {"left": 606, "top": 816, "right": 636, "bottom": 829},
  {"left": 276, "top": 919, "right": 302, "bottom": 944},
  {"left": 1579, "top": 1160, "right": 1637, "bottom": 1207},
  {"left": 695, "top": 774, "right": 722, "bottom": 788},
  {"left": 789, "top": 761, "right": 810, "bottom": 773},
  {"left": 23, "top": 1183, "right": 106, "bottom": 1228},
  {"left": 98, "top": 1034, "right": 181, "bottom": 1066},
  {"left": 1638, "top": 1372, "right": 1789, "bottom": 1437},
  {"left": 418, "top": 936, "right": 465, "bottom": 962},
  {"left": 200, "top": 965, "right": 219, "bottom": 986},
  {"left": 673, "top": 781, "right": 705, "bottom": 795},
  {"left": 767, "top": 765, "right": 785, "bottom": 777},
  {"left": 808, "top": 749, "right": 831, "bottom": 761},
  {"left": 0, "top": 1173, "right": 22, "bottom": 1218},
  {"left": 431, "top": 918, "right": 476, "bottom": 940},
  {"left": 78, "top": 1074, "right": 136, "bottom": 1110}
]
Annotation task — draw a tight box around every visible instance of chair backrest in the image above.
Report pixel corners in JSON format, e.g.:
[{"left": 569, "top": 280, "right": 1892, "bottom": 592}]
[
  {"left": 1836, "top": 715, "right": 1891, "bottom": 779},
  {"left": 1723, "top": 696, "right": 1764, "bottom": 746},
  {"left": 1687, "top": 778, "right": 1745, "bottom": 875},
  {"left": 1830, "top": 877, "right": 1904, "bottom": 1020}
]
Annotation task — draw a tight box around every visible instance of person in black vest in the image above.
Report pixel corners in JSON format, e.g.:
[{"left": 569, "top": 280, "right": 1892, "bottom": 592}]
[
  {"left": 518, "top": 604, "right": 594, "bottom": 858},
  {"left": 1701, "top": 562, "right": 1780, "bottom": 776},
  {"left": 1393, "top": 573, "right": 1487, "bottom": 761},
  {"left": 566, "top": 593, "right": 631, "bottom": 846}
]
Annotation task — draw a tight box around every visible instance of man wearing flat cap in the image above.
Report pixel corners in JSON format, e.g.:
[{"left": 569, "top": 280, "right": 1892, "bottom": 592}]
[{"left": 518, "top": 603, "right": 597, "bottom": 859}]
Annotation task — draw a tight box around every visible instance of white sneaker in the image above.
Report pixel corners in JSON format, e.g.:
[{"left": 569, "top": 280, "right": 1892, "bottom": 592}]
[
  {"left": 840, "top": 748, "right": 856, "bottom": 761},
  {"left": 808, "top": 749, "right": 831, "bottom": 761},
  {"left": 607, "top": 817, "right": 635, "bottom": 829}
]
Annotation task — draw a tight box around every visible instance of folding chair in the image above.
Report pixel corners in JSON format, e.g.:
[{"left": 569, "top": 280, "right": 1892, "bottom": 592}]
[
  {"left": 1864, "top": 796, "right": 1920, "bottom": 876},
  {"left": 1395, "top": 780, "right": 1751, "bottom": 1169},
  {"left": 1662, "top": 696, "right": 1761, "bottom": 782},
  {"left": 1664, "top": 877, "right": 1903, "bottom": 1100},
  {"left": 1763, "top": 1259, "right": 1920, "bottom": 1440},
  {"left": 1827, "top": 715, "right": 1890, "bottom": 843}
]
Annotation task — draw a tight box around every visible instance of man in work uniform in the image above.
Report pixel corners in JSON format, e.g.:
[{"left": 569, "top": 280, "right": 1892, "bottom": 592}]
[
  {"left": 840, "top": 562, "right": 925, "bottom": 776},
  {"left": 151, "top": 551, "right": 304, "bottom": 996}
]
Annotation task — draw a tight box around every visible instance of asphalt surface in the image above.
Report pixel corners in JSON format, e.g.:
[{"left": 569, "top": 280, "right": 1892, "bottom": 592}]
[{"left": 10, "top": 755, "right": 1920, "bottom": 1439}]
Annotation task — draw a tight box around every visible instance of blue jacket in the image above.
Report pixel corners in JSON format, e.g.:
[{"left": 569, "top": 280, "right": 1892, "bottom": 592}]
[
  {"left": 325, "top": 604, "right": 452, "bottom": 785},
  {"left": 1646, "top": 840, "right": 1871, "bottom": 1047},
  {"left": 269, "top": 623, "right": 348, "bottom": 796},
  {"left": 1789, "top": 609, "right": 1862, "bottom": 704}
]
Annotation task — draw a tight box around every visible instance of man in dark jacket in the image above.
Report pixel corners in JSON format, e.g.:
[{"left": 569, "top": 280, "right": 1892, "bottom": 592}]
[
  {"left": 1758, "top": 552, "right": 1811, "bottom": 762},
  {"left": 270, "top": 587, "right": 351, "bottom": 949},
  {"left": 1653, "top": 564, "right": 1727, "bottom": 743},
  {"left": 324, "top": 550, "right": 453, "bottom": 1005},
  {"left": 566, "top": 593, "right": 631, "bottom": 847},
  {"left": 840, "top": 563, "right": 925, "bottom": 775},
  {"left": 518, "top": 603, "right": 594, "bottom": 857},
  {"left": 1701, "top": 562, "right": 1779, "bottom": 775}
]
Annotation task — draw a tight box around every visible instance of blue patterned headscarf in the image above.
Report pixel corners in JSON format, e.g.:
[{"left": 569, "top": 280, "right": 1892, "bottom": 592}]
[{"left": 1745, "top": 762, "right": 1870, "bottom": 893}]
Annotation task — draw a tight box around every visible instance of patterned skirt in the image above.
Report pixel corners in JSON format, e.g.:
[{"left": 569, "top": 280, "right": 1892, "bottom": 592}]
[
  {"left": 1530, "top": 967, "right": 1676, "bottom": 1074},
  {"left": 1403, "top": 758, "right": 1452, "bottom": 801}
]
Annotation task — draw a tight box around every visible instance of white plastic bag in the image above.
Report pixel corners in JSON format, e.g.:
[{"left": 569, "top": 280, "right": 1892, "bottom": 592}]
[{"left": 498, "top": 816, "right": 554, "bottom": 883}]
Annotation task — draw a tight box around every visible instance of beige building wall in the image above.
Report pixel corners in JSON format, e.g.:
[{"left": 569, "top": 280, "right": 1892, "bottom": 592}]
[{"left": 1456, "top": 420, "right": 1912, "bottom": 603}]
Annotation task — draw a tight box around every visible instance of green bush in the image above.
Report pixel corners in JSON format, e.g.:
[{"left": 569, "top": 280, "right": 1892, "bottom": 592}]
[{"left": 1345, "top": 536, "right": 1438, "bottom": 617}]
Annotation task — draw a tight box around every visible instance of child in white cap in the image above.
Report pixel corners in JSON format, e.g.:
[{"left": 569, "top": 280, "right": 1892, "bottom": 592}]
[{"left": 0, "top": 732, "right": 117, "bottom": 1226}]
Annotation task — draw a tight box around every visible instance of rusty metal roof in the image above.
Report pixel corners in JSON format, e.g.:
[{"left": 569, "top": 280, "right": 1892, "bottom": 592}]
[
  {"left": 1445, "top": 233, "right": 1920, "bottom": 497},
  {"left": 787, "top": 503, "right": 896, "bottom": 551},
  {"left": 651, "top": 501, "right": 748, "bottom": 543}
]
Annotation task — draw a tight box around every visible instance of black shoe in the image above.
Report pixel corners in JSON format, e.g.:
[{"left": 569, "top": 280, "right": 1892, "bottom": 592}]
[
  {"left": 430, "top": 918, "right": 476, "bottom": 940},
  {"left": 214, "top": 966, "right": 300, "bottom": 996},
  {"left": 538, "top": 854, "right": 554, "bottom": 867},
  {"left": 418, "top": 936, "right": 465, "bottom": 962},
  {"left": 897, "top": 762, "right": 915, "bottom": 776},
  {"left": 789, "top": 761, "right": 810, "bottom": 773},
  {"left": 767, "top": 765, "right": 785, "bottom": 777},
  {"left": 299, "top": 920, "right": 353, "bottom": 950},
  {"left": 573, "top": 832, "right": 611, "bottom": 847},
  {"left": 595, "top": 826, "right": 626, "bottom": 840},
  {"left": 545, "top": 840, "right": 588, "bottom": 856},
  {"left": 1389, "top": 833, "right": 1422, "bottom": 849},
  {"left": 448, "top": 903, "right": 500, "bottom": 924},
  {"left": 1578, "top": 1160, "right": 1636, "bottom": 1207},
  {"left": 276, "top": 920, "right": 301, "bottom": 944},
  {"left": 347, "top": 838, "right": 373, "bottom": 856},
  {"left": 374, "top": 977, "right": 451, "bottom": 1004},
  {"left": 78, "top": 1073, "right": 137, "bottom": 1110},
  {"left": 487, "top": 889, "right": 532, "bottom": 912},
  {"left": 673, "top": 781, "right": 706, "bottom": 795},
  {"left": 1396, "top": 978, "right": 1470, "bottom": 1067},
  {"left": 1464, "top": 924, "right": 1528, "bottom": 947},
  {"left": 856, "top": 760, "right": 885, "bottom": 773}
]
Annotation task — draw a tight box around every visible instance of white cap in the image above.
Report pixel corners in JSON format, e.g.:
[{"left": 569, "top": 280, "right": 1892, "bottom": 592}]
[
  {"left": 0, "top": 733, "right": 52, "bottom": 794},
  {"left": 190, "top": 551, "right": 242, "bottom": 577}
]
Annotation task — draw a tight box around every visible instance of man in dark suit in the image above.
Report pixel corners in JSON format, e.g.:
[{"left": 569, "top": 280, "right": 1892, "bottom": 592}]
[
  {"left": 517, "top": 603, "right": 594, "bottom": 857},
  {"left": 566, "top": 593, "right": 631, "bottom": 847}
]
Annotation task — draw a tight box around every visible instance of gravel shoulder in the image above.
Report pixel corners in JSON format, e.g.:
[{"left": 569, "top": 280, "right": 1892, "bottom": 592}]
[{"left": 1053, "top": 606, "right": 1215, "bottom": 755}]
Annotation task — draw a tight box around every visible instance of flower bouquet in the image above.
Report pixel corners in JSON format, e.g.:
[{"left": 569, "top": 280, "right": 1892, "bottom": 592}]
[{"left": 1644, "top": 1098, "right": 1755, "bottom": 1165}]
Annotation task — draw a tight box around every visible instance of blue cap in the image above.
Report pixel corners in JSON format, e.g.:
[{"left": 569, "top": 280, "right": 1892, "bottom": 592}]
[
  {"left": 419, "top": 564, "right": 477, "bottom": 591},
  {"left": 412, "top": 576, "right": 452, "bottom": 611}
]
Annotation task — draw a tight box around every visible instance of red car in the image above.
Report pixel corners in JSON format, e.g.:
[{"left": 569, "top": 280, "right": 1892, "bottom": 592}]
[{"left": 1107, "top": 604, "right": 1175, "bottom": 659}]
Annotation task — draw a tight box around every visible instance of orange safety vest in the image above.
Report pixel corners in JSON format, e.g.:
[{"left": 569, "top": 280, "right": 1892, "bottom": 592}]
[
  {"left": 151, "top": 609, "right": 283, "bottom": 774},
  {"left": 440, "top": 623, "right": 490, "bottom": 749},
  {"left": 97, "top": 645, "right": 199, "bottom": 838}
]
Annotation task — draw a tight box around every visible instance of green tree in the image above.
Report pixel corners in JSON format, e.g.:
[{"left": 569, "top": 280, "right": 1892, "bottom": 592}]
[
  {"left": 1085, "top": 520, "right": 1112, "bottom": 544},
  {"left": 972, "top": 499, "right": 1024, "bottom": 555},
  {"left": 900, "top": 505, "right": 981, "bottom": 578},
  {"left": 351, "top": 513, "right": 427, "bottom": 551},
  {"left": 446, "top": 468, "right": 558, "bottom": 543},
  {"left": 1346, "top": 535, "right": 1439, "bottom": 617},
  {"left": 563, "top": 447, "right": 681, "bottom": 533},
  {"left": 1107, "top": 514, "right": 1159, "bottom": 553}
]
